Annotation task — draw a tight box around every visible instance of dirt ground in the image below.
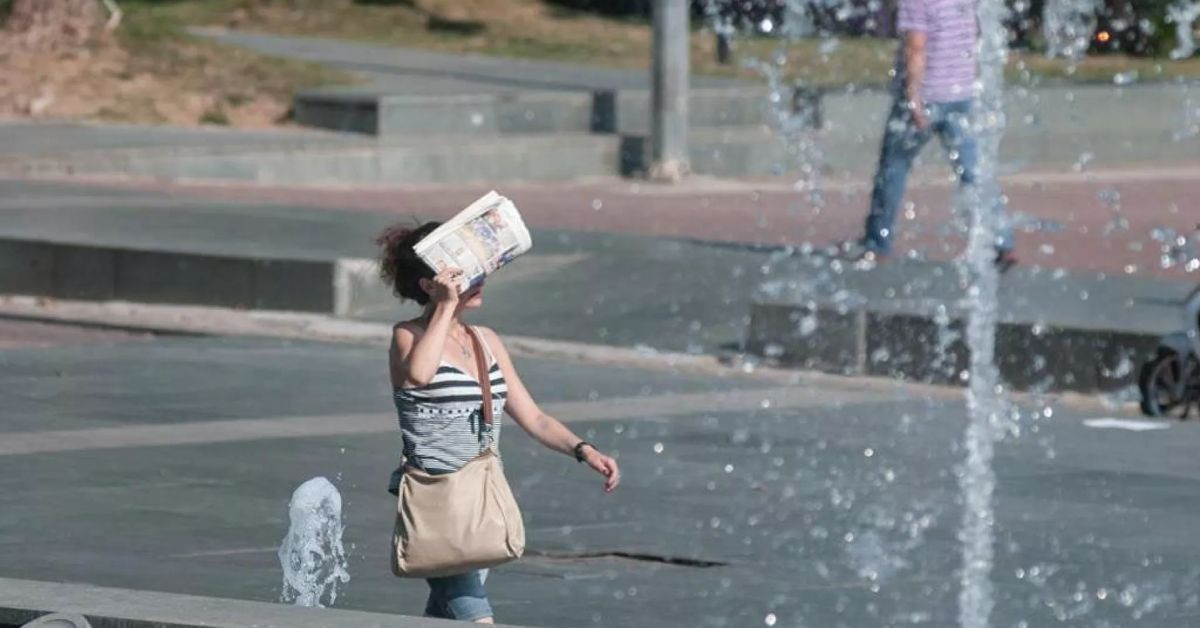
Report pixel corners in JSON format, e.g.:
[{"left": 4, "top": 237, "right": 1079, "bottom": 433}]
[{"left": 0, "top": 0, "right": 336, "bottom": 128}]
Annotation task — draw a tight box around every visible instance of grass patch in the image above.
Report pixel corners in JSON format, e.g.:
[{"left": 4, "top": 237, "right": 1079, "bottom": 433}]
[
  {"left": 145, "top": 0, "right": 1200, "bottom": 88},
  {"left": 117, "top": 0, "right": 353, "bottom": 100}
]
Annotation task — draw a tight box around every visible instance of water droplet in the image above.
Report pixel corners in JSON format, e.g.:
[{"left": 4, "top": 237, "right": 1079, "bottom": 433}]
[
  {"left": 1113, "top": 70, "right": 1139, "bottom": 85},
  {"left": 764, "top": 613, "right": 777, "bottom": 626},
  {"left": 653, "top": 442, "right": 664, "bottom": 454},
  {"left": 864, "top": 448, "right": 875, "bottom": 458},
  {"left": 591, "top": 198, "right": 603, "bottom": 211}
]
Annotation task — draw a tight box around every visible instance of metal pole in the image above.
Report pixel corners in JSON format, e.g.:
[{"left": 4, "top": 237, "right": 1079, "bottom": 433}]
[{"left": 651, "top": 0, "right": 689, "bottom": 181}]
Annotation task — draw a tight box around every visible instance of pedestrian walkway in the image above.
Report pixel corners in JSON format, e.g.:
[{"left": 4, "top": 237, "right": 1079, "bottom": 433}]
[{"left": 1, "top": 326, "right": 1193, "bottom": 627}]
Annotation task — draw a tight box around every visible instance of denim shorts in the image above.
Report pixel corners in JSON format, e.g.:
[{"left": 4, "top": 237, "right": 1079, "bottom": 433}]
[{"left": 425, "top": 569, "right": 491, "bottom": 621}]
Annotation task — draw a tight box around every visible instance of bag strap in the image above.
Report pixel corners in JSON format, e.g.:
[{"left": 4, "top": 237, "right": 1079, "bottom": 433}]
[{"left": 466, "top": 326, "right": 494, "bottom": 427}]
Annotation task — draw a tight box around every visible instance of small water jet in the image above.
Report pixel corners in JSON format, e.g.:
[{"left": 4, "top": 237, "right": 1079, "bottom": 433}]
[{"left": 278, "top": 476, "right": 351, "bottom": 608}]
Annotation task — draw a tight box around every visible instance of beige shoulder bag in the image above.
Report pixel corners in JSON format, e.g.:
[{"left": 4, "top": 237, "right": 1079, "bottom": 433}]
[{"left": 391, "top": 326, "right": 526, "bottom": 578}]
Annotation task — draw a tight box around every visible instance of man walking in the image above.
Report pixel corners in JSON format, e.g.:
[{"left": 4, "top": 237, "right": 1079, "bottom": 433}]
[{"left": 853, "top": 0, "right": 1017, "bottom": 270}]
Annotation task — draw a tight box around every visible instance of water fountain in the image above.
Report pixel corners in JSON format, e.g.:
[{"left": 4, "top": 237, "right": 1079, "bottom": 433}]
[
  {"left": 1169, "top": 1, "right": 1200, "bottom": 60},
  {"left": 278, "top": 476, "right": 351, "bottom": 608},
  {"left": 955, "top": 0, "right": 1011, "bottom": 623},
  {"left": 1041, "top": 0, "right": 1098, "bottom": 62},
  {"left": 707, "top": 1, "right": 1028, "bottom": 626}
]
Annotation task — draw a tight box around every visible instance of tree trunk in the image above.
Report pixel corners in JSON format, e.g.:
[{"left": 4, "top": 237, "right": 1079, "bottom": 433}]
[{"left": 4, "top": 0, "right": 104, "bottom": 51}]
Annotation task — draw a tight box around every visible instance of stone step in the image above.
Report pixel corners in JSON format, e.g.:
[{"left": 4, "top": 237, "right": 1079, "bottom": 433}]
[
  {"left": 621, "top": 126, "right": 786, "bottom": 178},
  {"left": 293, "top": 86, "right": 773, "bottom": 137},
  {"left": 817, "top": 84, "right": 1200, "bottom": 176},
  {"left": 746, "top": 296, "right": 1160, "bottom": 394},
  {"left": 294, "top": 89, "right": 598, "bottom": 136},
  {"left": 0, "top": 576, "right": 525, "bottom": 628},
  {"left": 0, "top": 133, "right": 623, "bottom": 185},
  {"left": 1, "top": 126, "right": 791, "bottom": 183},
  {"left": 0, "top": 236, "right": 366, "bottom": 315},
  {"left": 607, "top": 87, "right": 772, "bottom": 134}
]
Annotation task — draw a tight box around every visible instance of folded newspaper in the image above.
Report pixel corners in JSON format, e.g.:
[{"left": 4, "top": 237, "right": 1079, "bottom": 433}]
[{"left": 414, "top": 191, "right": 533, "bottom": 293}]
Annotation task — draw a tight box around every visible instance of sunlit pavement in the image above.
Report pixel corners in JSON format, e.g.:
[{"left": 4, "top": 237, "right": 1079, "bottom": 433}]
[
  {"left": 1, "top": 321, "right": 1196, "bottom": 627},
  {"left": 3, "top": 177, "right": 1195, "bottom": 355},
  {"left": 32, "top": 165, "right": 1199, "bottom": 280}
]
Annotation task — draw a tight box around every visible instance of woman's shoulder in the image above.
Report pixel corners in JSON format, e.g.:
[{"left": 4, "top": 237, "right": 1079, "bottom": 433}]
[
  {"left": 472, "top": 325, "right": 503, "bottom": 342},
  {"left": 391, "top": 319, "right": 426, "bottom": 349},
  {"left": 393, "top": 319, "right": 425, "bottom": 335},
  {"left": 472, "top": 325, "right": 510, "bottom": 356}
]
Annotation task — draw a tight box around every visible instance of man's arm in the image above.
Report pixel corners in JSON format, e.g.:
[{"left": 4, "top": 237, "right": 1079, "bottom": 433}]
[{"left": 904, "top": 30, "right": 929, "bottom": 129}]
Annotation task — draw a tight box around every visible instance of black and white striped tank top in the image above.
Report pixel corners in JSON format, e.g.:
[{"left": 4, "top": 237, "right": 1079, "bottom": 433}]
[{"left": 393, "top": 328, "right": 508, "bottom": 473}]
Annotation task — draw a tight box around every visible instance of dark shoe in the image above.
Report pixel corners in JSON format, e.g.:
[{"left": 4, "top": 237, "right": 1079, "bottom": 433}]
[{"left": 994, "top": 250, "right": 1018, "bottom": 274}]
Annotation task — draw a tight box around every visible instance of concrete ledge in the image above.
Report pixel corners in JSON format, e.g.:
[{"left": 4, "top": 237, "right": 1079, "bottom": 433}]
[
  {"left": 607, "top": 87, "right": 771, "bottom": 134},
  {"left": 818, "top": 83, "right": 1200, "bottom": 175},
  {"left": 0, "top": 577, "right": 522, "bottom": 627},
  {"left": 295, "top": 89, "right": 596, "bottom": 136},
  {"left": 620, "top": 126, "right": 784, "bottom": 177},
  {"left": 746, "top": 299, "right": 1159, "bottom": 393},
  {"left": 0, "top": 238, "right": 376, "bottom": 315},
  {"left": 294, "top": 87, "right": 772, "bottom": 138},
  {"left": 0, "top": 134, "right": 622, "bottom": 185}
]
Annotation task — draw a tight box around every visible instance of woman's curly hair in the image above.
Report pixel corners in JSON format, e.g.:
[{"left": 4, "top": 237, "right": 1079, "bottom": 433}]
[{"left": 376, "top": 221, "right": 441, "bottom": 305}]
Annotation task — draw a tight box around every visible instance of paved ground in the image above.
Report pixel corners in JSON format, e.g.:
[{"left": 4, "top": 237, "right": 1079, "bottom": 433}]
[
  {"left": 38, "top": 165, "right": 1199, "bottom": 280},
  {"left": 0, "top": 120, "right": 359, "bottom": 159},
  {"left": 2, "top": 25, "right": 1198, "bottom": 628},
  {"left": 1, "top": 320, "right": 1197, "bottom": 627},
  {"left": 1, "top": 177, "right": 1194, "bottom": 355}
]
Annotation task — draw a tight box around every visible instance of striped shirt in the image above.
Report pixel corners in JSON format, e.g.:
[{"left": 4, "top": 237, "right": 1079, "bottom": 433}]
[
  {"left": 894, "top": 0, "right": 978, "bottom": 103},
  {"left": 393, "top": 330, "right": 508, "bottom": 474}
]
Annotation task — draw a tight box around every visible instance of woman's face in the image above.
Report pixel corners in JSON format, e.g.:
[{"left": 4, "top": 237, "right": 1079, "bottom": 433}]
[{"left": 459, "top": 282, "right": 485, "bottom": 310}]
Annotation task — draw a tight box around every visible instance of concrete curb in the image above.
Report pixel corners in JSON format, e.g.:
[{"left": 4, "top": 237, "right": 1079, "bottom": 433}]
[
  {"left": 295, "top": 89, "right": 597, "bottom": 136},
  {"left": 0, "top": 237, "right": 374, "bottom": 315},
  {"left": 746, "top": 299, "right": 1158, "bottom": 394},
  {"left": 0, "top": 134, "right": 623, "bottom": 185},
  {"left": 294, "top": 86, "right": 772, "bottom": 137},
  {"left": 0, "top": 577, "right": 524, "bottom": 627}
]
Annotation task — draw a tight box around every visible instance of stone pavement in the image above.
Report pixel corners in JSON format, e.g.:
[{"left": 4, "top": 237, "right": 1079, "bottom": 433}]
[
  {"left": 1, "top": 320, "right": 1198, "bottom": 627},
  {"left": 58, "top": 167, "right": 1200, "bottom": 280},
  {"left": 0, "top": 120, "right": 357, "bottom": 159},
  {"left": 1, "top": 177, "right": 1194, "bottom": 358}
]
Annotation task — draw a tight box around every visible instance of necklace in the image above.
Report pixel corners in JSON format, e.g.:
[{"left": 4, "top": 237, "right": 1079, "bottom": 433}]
[{"left": 447, "top": 328, "right": 472, "bottom": 360}]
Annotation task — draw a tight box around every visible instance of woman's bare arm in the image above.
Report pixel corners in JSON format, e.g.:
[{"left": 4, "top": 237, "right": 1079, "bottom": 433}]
[
  {"left": 481, "top": 327, "right": 620, "bottom": 492},
  {"left": 390, "top": 270, "right": 461, "bottom": 388}
]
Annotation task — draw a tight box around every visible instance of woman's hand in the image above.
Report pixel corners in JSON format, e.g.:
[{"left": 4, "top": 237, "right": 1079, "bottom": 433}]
[
  {"left": 427, "top": 269, "right": 462, "bottom": 304},
  {"left": 583, "top": 448, "right": 621, "bottom": 493}
]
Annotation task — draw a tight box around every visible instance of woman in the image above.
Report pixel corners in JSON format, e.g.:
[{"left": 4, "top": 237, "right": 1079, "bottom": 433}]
[{"left": 379, "top": 222, "right": 621, "bottom": 624}]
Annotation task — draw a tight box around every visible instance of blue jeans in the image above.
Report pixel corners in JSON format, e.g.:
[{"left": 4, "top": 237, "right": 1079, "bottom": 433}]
[
  {"left": 425, "top": 569, "right": 491, "bottom": 621},
  {"left": 863, "top": 98, "right": 1014, "bottom": 255}
]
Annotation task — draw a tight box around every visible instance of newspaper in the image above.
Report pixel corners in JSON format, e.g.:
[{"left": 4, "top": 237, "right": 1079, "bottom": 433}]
[{"left": 413, "top": 191, "right": 533, "bottom": 293}]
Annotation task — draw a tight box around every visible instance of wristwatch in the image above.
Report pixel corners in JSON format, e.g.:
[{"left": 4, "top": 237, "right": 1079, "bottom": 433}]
[{"left": 573, "top": 441, "right": 594, "bottom": 463}]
